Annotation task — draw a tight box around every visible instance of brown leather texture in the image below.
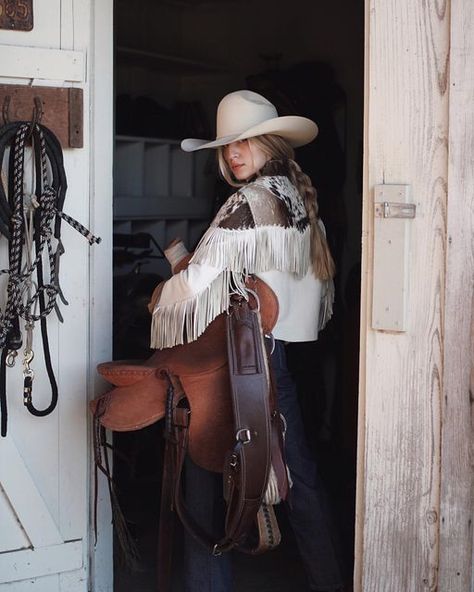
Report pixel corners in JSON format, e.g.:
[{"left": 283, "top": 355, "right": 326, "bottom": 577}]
[{"left": 91, "top": 277, "right": 278, "bottom": 472}]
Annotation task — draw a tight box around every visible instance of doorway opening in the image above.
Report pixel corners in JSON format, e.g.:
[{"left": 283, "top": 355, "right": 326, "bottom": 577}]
[{"left": 111, "top": 0, "right": 363, "bottom": 589}]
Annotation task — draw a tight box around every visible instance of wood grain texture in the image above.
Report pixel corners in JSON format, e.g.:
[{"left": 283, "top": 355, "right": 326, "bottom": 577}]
[
  {"left": 0, "top": 45, "right": 84, "bottom": 82},
  {"left": 357, "top": 0, "right": 450, "bottom": 590},
  {"left": 0, "top": 85, "right": 83, "bottom": 147},
  {"left": 438, "top": 0, "right": 474, "bottom": 589}
]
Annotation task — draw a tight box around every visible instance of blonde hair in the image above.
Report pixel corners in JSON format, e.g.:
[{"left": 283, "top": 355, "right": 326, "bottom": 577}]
[{"left": 217, "top": 134, "right": 335, "bottom": 280}]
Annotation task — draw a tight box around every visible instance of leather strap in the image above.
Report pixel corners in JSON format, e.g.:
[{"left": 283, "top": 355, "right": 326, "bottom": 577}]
[
  {"left": 218, "top": 296, "right": 272, "bottom": 552},
  {"left": 173, "top": 297, "right": 272, "bottom": 553},
  {"left": 157, "top": 296, "right": 278, "bottom": 591},
  {"left": 157, "top": 376, "right": 187, "bottom": 592}
]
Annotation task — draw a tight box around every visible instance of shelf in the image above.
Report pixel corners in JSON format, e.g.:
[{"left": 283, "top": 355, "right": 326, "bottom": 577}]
[
  {"left": 113, "top": 135, "right": 214, "bottom": 258},
  {"left": 115, "top": 135, "right": 181, "bottom": 145},
  {"left": 116, "top": 46, "right": 226, "bottom": 74},
  {"left": 114, "top": 197, "right": 211, "bottom": 220}
]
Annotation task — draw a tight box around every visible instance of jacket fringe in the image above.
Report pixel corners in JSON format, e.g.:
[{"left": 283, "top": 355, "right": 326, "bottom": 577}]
[
  {"left": 191, "top": 224, "right": 311, "bottom": 278},
  {"left": 319, "top": 278, "right": 335, "bottom": 330},
  {"left": 150, "top": 270, "right": 248, "bottom": 349},
  {"left": 151, "top": 224, "right": 311, "bottom": 349}
]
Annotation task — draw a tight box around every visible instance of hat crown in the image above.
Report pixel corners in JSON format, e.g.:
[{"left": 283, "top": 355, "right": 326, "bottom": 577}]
[{"left": 216, "top": 91, "right": 278, "bottom": 139}]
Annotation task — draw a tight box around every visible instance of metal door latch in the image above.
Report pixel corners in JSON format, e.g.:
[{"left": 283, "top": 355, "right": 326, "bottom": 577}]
[
  {"left": 374, "top": 201, "right": 416, "bottom": 219},
  {"left": 372, "top": 184, "right": 413, "bottom": 332}
]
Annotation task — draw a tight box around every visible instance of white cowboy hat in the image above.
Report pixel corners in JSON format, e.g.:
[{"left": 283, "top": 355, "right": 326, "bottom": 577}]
[{"left": 181, "top": 90, "right": 318, "bottom": 152}]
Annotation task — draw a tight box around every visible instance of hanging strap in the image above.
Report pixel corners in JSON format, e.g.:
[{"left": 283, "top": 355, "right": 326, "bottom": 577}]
[
  {"left": 157, "top": 375, "right": 187, "bottom": 592},
  {"left": 156, "top": 296, "right": 278, "bottom": 591}
]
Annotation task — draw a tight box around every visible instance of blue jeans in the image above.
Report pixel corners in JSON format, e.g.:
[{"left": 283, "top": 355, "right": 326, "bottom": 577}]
[{"left": 183, "top": 340, "right": 344, "bottom": 592}]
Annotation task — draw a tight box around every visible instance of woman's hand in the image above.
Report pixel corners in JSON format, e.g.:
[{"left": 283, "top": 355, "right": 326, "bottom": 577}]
[
  {"left": 148, "top": 239, "right": 194, "bottom": 313},
  {"left": 164, "top": 238, "right": 191, "bottom": 273}
]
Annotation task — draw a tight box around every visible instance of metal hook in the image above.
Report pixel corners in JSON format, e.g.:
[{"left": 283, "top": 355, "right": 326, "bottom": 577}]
[
  {"left": 27, "top": 97, "right": 43, "bottom": 138},
  {"left": 6, "top": 350, "right": 17, "bottom": 368},
  {"left": 23, "top": 348, "right": 34, "bottom": 366},
  {"left": 32, "top": 97, "right": 43, "bottom": 124},
  {"left": 2, "top": 95, "right": 11, "bottom": 125}
]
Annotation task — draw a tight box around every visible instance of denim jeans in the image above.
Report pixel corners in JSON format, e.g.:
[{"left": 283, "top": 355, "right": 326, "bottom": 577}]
[{"left": 183, "top": 340, "right": 344, "bottom": 592}]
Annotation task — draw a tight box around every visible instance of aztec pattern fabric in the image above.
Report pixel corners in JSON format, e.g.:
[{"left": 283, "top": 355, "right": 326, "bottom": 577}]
[{"left": 151, "top": 175, "right": 329, "bottom": 349}]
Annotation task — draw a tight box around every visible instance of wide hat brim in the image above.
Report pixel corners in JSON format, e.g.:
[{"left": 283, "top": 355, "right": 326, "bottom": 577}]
[{"left": 181, "top": 115, "right": 318, "bottom": 152}]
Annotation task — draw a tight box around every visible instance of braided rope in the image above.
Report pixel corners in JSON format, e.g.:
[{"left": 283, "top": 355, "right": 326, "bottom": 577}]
[
  {"left": 0, "top": 124, "right": 29, "bottom": 346},
  {"left": 0, "top": 123, "right": 101, "bottom": 346}
]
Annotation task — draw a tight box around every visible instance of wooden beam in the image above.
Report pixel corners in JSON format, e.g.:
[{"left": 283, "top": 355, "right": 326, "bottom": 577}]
[
  {"left": 356, "top": 0, "right": 450, "bottom": 589},
  {"left": 0, "top": 84, "right": 83, "bottom": 148},
  {"left": 0, "top": 45, "right": 84, "bottom": 82},
  {"left": 438, "top": 0, "right": 474, "bottom": 589},
  {"left": 0, "top": 541, "right": 82, "bottom": 583}
]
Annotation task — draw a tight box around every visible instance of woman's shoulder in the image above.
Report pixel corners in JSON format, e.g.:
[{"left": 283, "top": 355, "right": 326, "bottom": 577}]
[
  {"left": 240, "top": 175, "right": 292, "bottom": 201},
  {"left": 212, "top": 175, "right": 306, "bottom": 230},
  {"left": 212, "top": 176, "right": 287, "bottom": 230},
  {"left": 241, "top": 175, "right": 307, "bottom": 229}
]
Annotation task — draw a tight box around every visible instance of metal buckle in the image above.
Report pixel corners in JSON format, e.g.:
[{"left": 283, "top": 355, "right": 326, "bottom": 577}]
[
  {"left": 265, "top": 333, "right": 275, "bottom": 354},
  {"left": 235, "top": 428, "right": 251, "bottom": 444},
  {"left": 244, "top": 287, "right": 260, "bottom": 312}
]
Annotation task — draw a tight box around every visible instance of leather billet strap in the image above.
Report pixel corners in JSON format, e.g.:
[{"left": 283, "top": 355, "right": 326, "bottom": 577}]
[
  {"left": 219, "top": 295, "right": 272, "bottom": 552},
  {"left": 159, "top": 297, "right": 276, "bottom": 567}
]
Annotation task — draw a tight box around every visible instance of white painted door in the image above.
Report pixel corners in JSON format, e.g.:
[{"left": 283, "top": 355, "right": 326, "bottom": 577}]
[{"left": 0, "top": 2, "right": 114, "bottom": 591}]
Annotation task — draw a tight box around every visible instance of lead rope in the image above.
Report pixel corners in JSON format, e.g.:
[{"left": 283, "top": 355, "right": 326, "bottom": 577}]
[
  {"left": 21, "top": 198, "right": 37, "bottom": 410},
  {"left": 0, "top": 122, "right": 101, "bottom": 436}
]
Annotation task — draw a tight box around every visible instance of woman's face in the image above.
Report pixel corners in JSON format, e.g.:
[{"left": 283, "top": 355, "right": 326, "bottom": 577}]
[{"left": 223, "top": 139, "right": 268, "bottom": 181}]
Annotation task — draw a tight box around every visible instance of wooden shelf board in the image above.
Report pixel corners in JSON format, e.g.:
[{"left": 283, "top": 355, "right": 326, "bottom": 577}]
[
  {"left": 116, "top": 46, "right": 226, "bottom": 74},
  {"left": 115, "top": 134, "right": 182, "bottom": 145}
]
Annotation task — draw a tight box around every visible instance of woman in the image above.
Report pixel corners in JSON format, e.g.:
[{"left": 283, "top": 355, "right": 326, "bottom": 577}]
[{"left": 151, "top": 90, "right": 344, "bottom": 592}]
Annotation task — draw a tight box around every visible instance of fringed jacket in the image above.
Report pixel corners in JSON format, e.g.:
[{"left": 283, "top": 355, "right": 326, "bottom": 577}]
[{"left": 151, "top": 175, "right": 333, "bottom": 349}]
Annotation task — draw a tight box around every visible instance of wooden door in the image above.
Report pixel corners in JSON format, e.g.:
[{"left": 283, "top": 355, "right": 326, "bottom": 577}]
[
  {"left": 0, "top": 1, "right": 114, "bottom": 590},
  {"left": 356, "top": 0, "right": 474, "bottom": 591}
]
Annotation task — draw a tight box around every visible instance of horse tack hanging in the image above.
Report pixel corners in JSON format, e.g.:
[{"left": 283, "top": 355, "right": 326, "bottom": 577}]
[{"left": 0, "top": 117, "right": 100, "bottom": 436}]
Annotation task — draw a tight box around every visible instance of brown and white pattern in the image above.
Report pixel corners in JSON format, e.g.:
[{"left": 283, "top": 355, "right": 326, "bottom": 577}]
[{"left": 191, "top": 175, "right": 311, "bottom": 277}]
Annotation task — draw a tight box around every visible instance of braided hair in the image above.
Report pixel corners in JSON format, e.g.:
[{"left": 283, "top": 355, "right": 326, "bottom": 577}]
[{"left": 217, "top": 134, "right": 335, "bottom": 281}]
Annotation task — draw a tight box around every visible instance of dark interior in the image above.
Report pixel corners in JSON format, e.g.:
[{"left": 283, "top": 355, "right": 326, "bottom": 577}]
[{"left": 111, "top": 0, "right": 364, "bottom": 589}]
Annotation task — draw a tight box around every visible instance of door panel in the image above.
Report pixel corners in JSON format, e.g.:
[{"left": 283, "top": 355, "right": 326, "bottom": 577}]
[
  {"left": 357, "top": 0, "right": 449, "bottom": 590},
  {"left": 0, "top": 1, "right": 90, "bottom": 590}
]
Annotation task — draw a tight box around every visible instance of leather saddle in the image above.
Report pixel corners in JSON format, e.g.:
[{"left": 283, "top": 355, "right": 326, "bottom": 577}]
[
  {"left": 91, "top": 259, "right": 289, "bottom": 589},
  {"left": 91, "top": 277, "right": 280, "bottom": 473}
]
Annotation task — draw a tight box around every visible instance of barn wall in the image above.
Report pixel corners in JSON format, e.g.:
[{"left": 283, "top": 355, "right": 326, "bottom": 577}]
[
  {"left": 438, "top": 0, "right": 474, "bottom": 588},
  {"left": 357, "top": 0, "right": 474, "bottom": 590}
]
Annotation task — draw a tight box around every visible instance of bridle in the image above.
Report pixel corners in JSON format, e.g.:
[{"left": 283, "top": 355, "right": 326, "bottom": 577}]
[{"left": 0, "top": 120, "right": 100, "bottom": 436}]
